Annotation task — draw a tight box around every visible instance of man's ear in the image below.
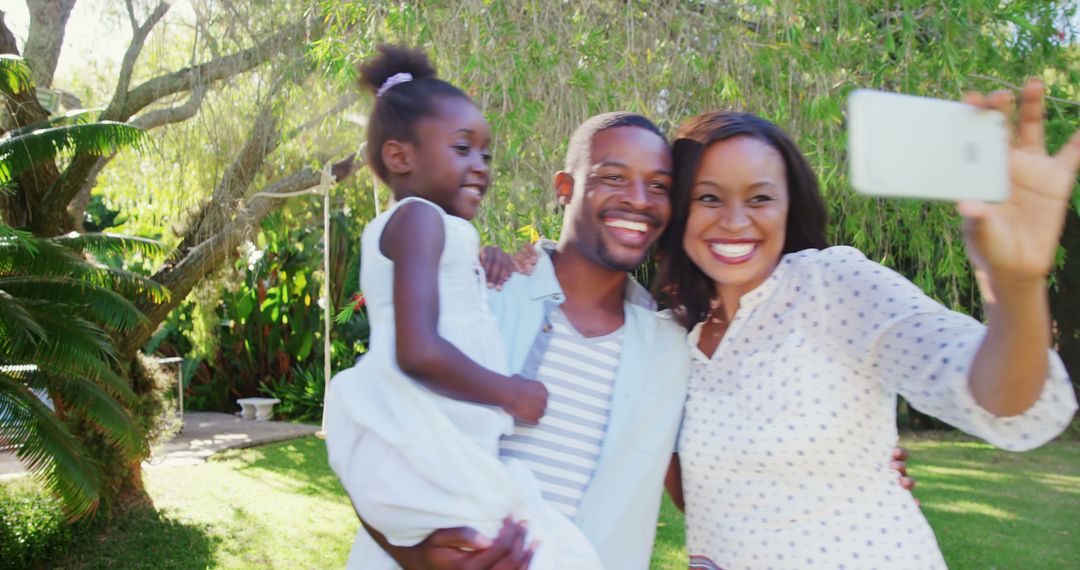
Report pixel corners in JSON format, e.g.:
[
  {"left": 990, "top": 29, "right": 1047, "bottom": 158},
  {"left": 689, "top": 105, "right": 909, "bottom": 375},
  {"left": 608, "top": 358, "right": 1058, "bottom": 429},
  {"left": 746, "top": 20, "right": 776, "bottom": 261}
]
[
  {"left": 554, "top": 171, "right": 575, "bottom": 207},
  {"left": 381, "top": 139, "right": 414, "bottom": 176}
]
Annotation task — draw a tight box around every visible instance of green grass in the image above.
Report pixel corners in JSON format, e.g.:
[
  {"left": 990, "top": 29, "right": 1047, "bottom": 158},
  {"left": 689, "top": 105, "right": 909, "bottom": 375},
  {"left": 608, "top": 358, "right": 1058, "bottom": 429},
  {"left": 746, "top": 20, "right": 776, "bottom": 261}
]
[
  {"left": 2, "top": 433, "right": 1077, "bottom": 569},
  {"left": 48, "top": 437, "right": 358, "bottom": 569},
  {"left": 902, "top": 431, "right": 1080, "bottom": 569}
]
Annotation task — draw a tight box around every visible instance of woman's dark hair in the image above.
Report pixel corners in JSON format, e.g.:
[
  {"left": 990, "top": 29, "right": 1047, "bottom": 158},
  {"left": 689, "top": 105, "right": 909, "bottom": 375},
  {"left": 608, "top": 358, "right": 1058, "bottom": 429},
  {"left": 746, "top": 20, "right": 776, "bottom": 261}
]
[
  {"left": 357, "top": 45, "right": 470, "bottom": 183},
  {"left": 655, "top": 111, "right": 828, "bottom": 330}
]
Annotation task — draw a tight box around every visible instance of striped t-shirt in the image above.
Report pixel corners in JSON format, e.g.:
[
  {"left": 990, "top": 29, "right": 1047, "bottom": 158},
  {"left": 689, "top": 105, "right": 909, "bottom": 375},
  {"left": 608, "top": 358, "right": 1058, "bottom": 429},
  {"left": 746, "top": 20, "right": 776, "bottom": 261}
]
[{"left": 499, "top": 308, "right": 622, "bottom": 519}]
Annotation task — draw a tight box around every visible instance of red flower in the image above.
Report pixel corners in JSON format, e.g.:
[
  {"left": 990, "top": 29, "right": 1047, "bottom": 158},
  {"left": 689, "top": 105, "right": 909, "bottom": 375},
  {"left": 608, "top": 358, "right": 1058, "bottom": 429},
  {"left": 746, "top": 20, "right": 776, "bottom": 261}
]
[{"left": 353, "top": 293, "right": 366, "bottom": 309}]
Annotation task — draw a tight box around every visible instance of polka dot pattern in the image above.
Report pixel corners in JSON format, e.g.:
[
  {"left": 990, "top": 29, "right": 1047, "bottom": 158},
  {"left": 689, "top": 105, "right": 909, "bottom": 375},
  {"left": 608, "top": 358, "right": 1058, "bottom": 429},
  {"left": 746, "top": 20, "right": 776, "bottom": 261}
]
[{"left": 680, "top": 246, "right": 1077, "bottom": 569}]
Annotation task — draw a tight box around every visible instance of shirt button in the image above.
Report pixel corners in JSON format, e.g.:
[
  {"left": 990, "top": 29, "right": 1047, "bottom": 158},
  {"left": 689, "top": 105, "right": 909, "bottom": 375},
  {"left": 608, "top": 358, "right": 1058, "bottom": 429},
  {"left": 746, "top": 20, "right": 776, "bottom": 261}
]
[
  {"left": 542, "top": 323, "right": 553, "bottom": 333},
  {"left": 552, "top": 294, "right": 565, "bottom": 302}
]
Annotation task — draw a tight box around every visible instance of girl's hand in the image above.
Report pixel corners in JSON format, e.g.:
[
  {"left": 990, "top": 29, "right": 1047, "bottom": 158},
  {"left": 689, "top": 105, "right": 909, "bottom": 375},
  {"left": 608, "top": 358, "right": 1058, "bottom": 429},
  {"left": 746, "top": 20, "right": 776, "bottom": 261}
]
[
  {"left": 503, "top": 375, "right": 548, "bottom": 424},
  {"left": 480, "top": 246, "right": 517, "bottom": 290},
  {"left": 480, "top": 244, "right": 539, "bottom": 289},
  {"left": 513, "top": 242, "right": 539, "bottom": 276},
  {"left": 958, "top": 79, "right": 1080, "bottom": 289}
]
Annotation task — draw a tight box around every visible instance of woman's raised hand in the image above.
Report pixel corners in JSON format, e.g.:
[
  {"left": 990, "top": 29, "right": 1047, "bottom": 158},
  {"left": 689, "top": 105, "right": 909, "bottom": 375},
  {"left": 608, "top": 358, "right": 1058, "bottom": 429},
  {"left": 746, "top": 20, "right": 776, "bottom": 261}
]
[{"left": 958, "top": 79, "right": 1080, "bottom": 289}]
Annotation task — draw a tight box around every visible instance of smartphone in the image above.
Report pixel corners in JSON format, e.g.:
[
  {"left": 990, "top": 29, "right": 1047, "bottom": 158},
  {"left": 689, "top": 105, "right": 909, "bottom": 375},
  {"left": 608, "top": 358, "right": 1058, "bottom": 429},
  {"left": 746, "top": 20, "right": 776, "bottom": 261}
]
[{"left": 847, "top": 89, "right": 1008, "bottom": 202}]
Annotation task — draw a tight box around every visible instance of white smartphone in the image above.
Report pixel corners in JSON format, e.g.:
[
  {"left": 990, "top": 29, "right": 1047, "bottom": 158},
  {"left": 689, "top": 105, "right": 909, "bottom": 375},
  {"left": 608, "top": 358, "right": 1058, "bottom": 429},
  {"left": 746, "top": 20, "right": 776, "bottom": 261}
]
[{"left": 847, "top": 89, "right": 1009, "bottom": 202}]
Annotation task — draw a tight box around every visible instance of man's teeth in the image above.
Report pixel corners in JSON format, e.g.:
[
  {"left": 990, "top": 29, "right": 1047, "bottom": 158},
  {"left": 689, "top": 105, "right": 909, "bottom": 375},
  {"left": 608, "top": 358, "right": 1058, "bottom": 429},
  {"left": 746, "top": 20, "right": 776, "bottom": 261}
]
[
  {"left": 710, "top": 243, "right": 755, "bottom": 257},
  {"left": 462, "top": 186, "right": 482, "bottom": 197},
  {"left": 605, "top": 219, "right": 648, "bottom": 233}
]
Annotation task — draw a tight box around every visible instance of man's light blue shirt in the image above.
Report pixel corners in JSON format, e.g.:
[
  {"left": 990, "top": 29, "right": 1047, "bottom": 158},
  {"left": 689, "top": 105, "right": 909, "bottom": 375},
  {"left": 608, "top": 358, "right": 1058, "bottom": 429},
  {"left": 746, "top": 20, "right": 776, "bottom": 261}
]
[{"left": 488, "top": 245, "right": 690, "bottom": 570}]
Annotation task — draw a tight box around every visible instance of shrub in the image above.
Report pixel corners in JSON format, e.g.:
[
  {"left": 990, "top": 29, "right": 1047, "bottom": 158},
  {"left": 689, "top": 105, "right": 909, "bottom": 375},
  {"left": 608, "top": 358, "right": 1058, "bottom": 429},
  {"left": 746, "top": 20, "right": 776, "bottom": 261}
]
[{"left": 0, "top": 481, "right": 88, "bottom": 570}]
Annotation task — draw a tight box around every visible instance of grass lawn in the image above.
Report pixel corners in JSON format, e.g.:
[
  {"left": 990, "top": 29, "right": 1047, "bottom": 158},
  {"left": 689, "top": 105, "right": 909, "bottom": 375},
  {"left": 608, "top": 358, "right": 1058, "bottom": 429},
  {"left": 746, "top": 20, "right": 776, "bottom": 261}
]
[{"left": 2, "top": 432, "right": 1077, "bottom": 569}]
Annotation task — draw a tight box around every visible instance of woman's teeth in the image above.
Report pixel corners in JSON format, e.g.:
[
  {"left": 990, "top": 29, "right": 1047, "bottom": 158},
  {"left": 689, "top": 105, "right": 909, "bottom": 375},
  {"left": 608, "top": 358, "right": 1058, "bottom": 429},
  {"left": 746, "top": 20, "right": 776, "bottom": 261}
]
[
  {"left": 710, "top": 242, "right": 755, "bottom": 257},
  {"left": 604, "top": 219, "right": 648, "bottom": 233}
]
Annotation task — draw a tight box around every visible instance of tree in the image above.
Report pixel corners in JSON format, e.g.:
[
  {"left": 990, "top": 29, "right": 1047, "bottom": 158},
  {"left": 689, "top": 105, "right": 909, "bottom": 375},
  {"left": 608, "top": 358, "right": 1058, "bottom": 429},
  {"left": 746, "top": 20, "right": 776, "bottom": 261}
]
[
  {"left": 0, "top": 54, "right": 166, "bottom": 518},
  {"left": 0, "top": 223, "right": 165, "bottom": 519},
  {"left": 0, "top": 0, "right": 359, "bottom": 508}
]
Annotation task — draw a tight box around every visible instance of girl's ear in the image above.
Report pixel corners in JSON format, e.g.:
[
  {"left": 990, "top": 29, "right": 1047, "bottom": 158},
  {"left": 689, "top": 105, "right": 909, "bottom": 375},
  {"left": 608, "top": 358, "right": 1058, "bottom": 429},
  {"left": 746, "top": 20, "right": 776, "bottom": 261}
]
[
  {"left": 382, "top": 139, "right": 414, "bottom": 175},
  {"left": 554, "top": 171, "right": 575, "bottom": 206}
]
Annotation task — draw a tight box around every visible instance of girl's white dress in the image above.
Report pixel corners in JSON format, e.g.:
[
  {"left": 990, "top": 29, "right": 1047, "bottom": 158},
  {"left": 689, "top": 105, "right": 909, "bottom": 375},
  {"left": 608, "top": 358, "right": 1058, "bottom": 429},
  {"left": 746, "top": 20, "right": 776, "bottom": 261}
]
[
  {"left": 679, "top": 246, "right": 1077, "bottom": 570},
  {"left": 325, "top": 197, "right": 600, "bottom": 570}
]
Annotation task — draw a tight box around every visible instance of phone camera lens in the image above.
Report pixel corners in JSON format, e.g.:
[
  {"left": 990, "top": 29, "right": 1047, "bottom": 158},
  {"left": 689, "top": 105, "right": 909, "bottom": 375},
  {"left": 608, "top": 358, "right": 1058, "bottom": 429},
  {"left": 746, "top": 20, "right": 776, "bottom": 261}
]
[{"left": 964, "top": 141, "right": 979, "bottom": 163}]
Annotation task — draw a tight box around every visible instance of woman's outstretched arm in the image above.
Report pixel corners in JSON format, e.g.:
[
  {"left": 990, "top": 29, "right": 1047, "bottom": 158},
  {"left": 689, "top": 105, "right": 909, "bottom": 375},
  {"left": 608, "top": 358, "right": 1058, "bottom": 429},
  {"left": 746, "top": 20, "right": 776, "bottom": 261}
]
[{"left": 959, "top": 80, "right": 1080, "bottom": 416}]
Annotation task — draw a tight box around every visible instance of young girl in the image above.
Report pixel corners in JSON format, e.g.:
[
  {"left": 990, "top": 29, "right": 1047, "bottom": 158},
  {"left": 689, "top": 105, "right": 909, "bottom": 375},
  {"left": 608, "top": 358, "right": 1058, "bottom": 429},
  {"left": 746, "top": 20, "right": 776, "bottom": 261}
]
[{"left": 324, "top": 45, "right": 600, "bottom": 570}]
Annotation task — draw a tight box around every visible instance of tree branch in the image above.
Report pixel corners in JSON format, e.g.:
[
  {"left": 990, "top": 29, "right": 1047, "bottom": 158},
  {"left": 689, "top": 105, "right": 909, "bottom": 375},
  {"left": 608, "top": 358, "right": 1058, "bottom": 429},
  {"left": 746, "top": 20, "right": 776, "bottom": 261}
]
[
  {"left": 130, "top": 84, "right": 208, "bottom": 130},
  {"left": 121, "top": 155, "right": 359, "bottom": 356},
  {"left": 123, "top": 0, "right": 139, "bottom": 32},
  {"left": 68, "top": 84, "right": 209, "bottom": 231},
  {"left": 177, "top": 91, "right": 284, "bottom": 251},
  {"left": 284, "top": 92, "right": 359, "bottom": 140},
  {"left": 36, "top": 18, "right": 315, "bottom": 235},
  {"left": 111, "top": 18, "right": 310, "bottom": 122},
  {"left": 110, "top": 1, "right": 172, "bottom": 111}
]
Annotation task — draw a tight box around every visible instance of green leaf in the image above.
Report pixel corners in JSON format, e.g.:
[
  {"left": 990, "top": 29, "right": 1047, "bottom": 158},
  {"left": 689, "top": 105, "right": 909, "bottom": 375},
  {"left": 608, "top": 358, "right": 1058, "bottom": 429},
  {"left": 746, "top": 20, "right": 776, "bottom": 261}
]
[
  {"left": 235, "top": 291, "right": 256, "bottom": 320},
  {"left": 0, "top": 54, "right": 34, "bottom": 95},
  {"left": 0, "top": 122, "right": 148, "bottom": 185},
  {"left": 0, "top": 373, "right": 103, "bottom": 519},
  {"left": 52, "top": 232, "right": 170, "bottom": 260},
  {"left": 8, "top": 107, "right": 103, "bottom": 138}
]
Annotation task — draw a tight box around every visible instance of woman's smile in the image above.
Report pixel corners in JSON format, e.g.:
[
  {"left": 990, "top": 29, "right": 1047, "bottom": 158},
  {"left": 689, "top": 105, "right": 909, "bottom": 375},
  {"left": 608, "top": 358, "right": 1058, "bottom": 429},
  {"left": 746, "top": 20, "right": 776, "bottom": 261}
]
[{"left": 706, "top": 238, "right": 759, "bottom": 263}]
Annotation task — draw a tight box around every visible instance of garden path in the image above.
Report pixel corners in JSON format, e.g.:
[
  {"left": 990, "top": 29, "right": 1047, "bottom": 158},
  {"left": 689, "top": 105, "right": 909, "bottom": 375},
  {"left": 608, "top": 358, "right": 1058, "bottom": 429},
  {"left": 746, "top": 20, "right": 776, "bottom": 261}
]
[{"left": 0, "top": 412, "right": 319, "bottom": 479}]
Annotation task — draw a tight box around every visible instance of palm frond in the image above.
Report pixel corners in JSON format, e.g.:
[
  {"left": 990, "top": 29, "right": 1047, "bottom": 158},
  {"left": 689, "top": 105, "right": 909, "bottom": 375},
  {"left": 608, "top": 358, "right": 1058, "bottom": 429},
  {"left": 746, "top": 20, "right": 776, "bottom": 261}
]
[
  {"left": 0, "top": 122, "right": 148, "bottom": 185},
  {"left": 0, "top": 275, "right": 148, "bottom": 333},
  {"left": 0, "top": 223, "right": 39, "bottom": 252},
  {"left": 0, "top": 373, "right": 102, "bottom": 519},
  {"left": 0, "top": 237, "right": 169, "bottom": 304},
  {"left": 5, "top": 307, "right": 138, "bottom": 407},
  {"left": 86, "top": 265, "right": 170, "bottom": 305},
  {"left": 36, "top": 373, "right": 147, "bottom": 458},
  {"left": 8, "top": 108, "right": 102, "bottom": 138},
  {"left": 0, "top": 55, "right": 34, "bottom": 95},
  {"left": 53, "top": 231, "right": 171, "bottom": 261},
  {"left": 0, "top": 234, "right": 88, "bottom": 277},
  {"left": 0, "top": 289, "right": 47, "bottom": 353},
  {"left": 6, "top": 305, "right": 116, "bottom": 367}
]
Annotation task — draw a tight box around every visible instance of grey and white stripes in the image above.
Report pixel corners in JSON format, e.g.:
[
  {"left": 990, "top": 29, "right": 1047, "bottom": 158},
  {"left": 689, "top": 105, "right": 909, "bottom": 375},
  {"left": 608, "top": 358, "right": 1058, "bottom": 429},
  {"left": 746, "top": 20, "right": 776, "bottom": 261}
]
[{"left": 500, "top": 309, "right": 622, "bottom": 518}]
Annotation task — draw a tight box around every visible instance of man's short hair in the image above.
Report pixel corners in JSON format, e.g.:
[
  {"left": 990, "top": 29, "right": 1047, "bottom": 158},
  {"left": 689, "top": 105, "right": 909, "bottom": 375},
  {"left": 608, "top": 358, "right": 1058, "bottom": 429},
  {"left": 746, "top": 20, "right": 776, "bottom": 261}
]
[{"left": 563, "top": 112, "right": 666, "bottom": 175}]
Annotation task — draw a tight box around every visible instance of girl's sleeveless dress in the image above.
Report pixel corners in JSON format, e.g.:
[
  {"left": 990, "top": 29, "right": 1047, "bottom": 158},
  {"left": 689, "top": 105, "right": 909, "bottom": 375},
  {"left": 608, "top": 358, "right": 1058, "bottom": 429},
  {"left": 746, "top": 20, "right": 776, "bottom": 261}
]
[{"left": 325, "top": 197, "right": 600, "bottom": 570}]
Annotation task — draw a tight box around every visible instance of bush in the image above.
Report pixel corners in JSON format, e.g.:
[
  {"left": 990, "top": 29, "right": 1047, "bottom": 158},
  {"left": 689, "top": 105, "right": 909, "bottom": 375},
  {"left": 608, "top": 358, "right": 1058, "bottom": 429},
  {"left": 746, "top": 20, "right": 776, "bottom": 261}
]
[
  {"left": 0, "top": 481, "right": 88, "bottom": 570},
  {"left": 152, "top": 209, "right": 370, "bottom": 416},
  {"left": 261, "top": 364, "right": 326, "bottom": 423}
]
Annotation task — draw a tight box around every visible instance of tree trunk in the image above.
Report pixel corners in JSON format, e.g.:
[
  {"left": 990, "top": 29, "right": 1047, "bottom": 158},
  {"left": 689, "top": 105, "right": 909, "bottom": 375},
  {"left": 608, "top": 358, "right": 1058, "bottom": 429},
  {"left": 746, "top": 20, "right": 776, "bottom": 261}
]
[
  {"left": 0, "top": 11, "right": 58, "bottom": 229},
  {"left": 23, "top": 0, "right": 77, "bottom": 89}
]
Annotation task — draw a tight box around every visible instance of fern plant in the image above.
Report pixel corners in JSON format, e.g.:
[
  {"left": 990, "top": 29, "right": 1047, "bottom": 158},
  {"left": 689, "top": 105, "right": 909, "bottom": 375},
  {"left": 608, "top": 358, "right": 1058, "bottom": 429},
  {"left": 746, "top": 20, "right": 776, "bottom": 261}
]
[{"left": 0, "top": 55, "right": 164, "bottom": 519}]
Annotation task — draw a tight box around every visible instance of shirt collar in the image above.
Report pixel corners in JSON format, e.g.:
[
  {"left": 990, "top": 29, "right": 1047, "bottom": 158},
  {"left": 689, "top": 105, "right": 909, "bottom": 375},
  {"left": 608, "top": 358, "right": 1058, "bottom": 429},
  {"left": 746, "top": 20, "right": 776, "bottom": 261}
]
[
  {"left": 684, "top": 252, "right": 796, "bottom": 360},
  {"left": 736, "top": 253, "right": 793, "bottom": 310},
  {"left": 528, "top": 240, "right": 656, "bottom": 310}
]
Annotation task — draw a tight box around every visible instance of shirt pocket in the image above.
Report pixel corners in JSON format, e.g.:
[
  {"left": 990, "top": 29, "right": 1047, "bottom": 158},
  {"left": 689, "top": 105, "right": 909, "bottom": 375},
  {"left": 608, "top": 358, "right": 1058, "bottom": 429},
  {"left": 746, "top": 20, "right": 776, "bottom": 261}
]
[{"left": 737, "top": 340, "right": 818, "bottom": 420}]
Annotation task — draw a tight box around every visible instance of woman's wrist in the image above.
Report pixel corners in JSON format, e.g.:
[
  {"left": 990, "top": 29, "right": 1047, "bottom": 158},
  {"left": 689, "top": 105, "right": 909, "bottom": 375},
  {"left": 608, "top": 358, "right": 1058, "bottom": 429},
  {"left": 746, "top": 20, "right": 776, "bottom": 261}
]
[{"left": 983, "top": 272, "right": 1047, "bottom": 310}]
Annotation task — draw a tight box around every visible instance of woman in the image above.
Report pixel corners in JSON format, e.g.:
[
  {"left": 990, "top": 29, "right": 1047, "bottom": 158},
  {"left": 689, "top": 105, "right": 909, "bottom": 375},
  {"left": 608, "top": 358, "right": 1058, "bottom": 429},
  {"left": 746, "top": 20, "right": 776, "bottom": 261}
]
[{"left": 657, "top": 81, "right": 1078, "bottom": 569}]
